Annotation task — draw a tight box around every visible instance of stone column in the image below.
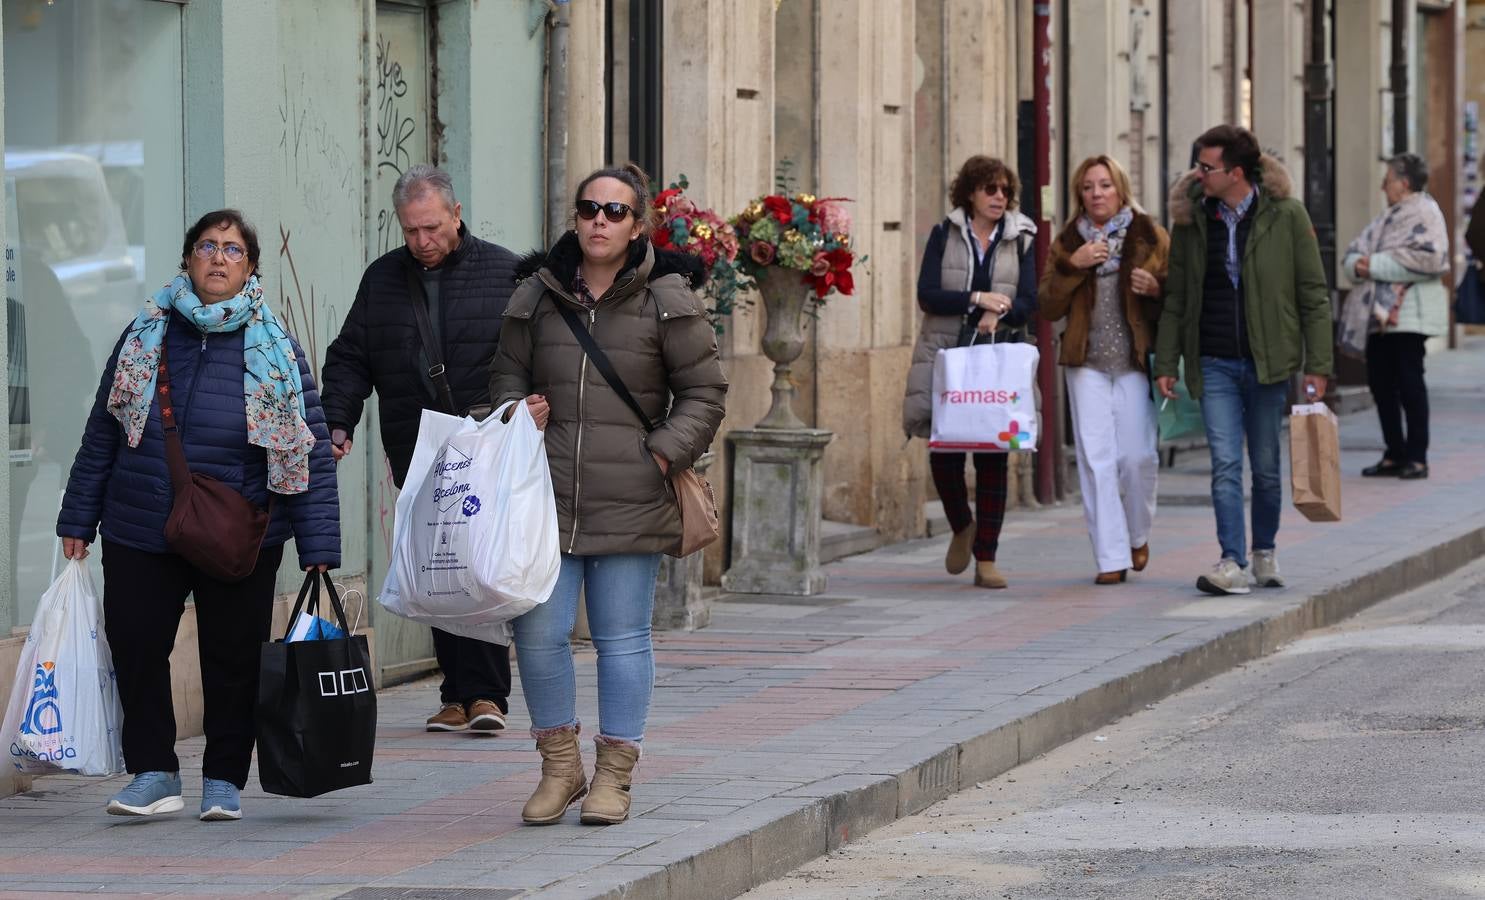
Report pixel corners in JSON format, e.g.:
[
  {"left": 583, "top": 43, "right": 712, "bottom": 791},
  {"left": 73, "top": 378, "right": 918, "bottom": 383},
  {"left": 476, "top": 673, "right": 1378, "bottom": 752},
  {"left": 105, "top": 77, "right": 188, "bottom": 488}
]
[
  {"left": 721, "top": 428, "right": 833, "bottom": 596},
  {"left": 652, "top": 453, "right": 715, "bottom": 630}
]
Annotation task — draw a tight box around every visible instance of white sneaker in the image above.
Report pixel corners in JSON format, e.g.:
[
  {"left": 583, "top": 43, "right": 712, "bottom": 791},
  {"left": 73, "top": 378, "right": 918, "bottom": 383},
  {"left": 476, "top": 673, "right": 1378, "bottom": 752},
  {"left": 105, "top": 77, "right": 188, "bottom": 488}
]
[
  {"left": 1251, "top": 549, "right": 1284, "bottom": 588},
  {"left": 1196, "top": 558, "right": 1252, "bottom": 595}
]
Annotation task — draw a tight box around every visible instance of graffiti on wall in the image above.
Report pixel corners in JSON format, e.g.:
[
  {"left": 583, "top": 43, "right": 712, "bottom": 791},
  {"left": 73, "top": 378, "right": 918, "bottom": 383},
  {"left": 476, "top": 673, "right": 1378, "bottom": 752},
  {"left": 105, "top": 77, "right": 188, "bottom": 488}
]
[
  {"left": 278, "top": 70, "right": 357, "bottom": 222},
  {"left": 274, "top": 225, "right": 334, "bottom": 378},
  {"left": 373, "top": 32, "right": 423, "bottom": 257}
]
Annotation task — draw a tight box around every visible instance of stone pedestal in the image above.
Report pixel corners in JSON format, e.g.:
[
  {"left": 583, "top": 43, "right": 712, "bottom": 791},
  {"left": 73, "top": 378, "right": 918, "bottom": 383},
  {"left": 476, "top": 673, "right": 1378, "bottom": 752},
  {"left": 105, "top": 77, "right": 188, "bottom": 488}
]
[
  {"left": 653, "top": 453, "right": 715, "bottom": 631},
  {"left": 721, "top": 428, "right": 834, "bottom": 595}
]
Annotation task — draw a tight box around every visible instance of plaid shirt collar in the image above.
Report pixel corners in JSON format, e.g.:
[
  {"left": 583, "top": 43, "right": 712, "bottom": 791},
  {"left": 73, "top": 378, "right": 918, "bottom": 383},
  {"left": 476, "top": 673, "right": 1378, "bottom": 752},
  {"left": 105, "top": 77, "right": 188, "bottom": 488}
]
[{"left": 570, "top": 271, "right": 600, "bottom": 310}]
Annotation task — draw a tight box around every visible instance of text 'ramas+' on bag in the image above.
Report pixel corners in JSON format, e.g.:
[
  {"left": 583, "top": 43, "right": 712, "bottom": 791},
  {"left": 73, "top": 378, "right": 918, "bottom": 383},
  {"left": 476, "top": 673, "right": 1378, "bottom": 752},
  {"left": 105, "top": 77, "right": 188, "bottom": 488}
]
[{"left": 929, "top": 341, "right": 1041, "bottom": 453}]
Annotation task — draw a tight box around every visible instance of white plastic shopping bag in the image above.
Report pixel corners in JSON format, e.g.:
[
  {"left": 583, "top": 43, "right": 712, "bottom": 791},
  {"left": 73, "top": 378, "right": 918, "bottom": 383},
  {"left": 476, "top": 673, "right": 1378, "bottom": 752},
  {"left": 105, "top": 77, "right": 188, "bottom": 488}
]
[
  {"left": 929, "top": 341, "right": 1041, "bottom": 452},
  {"left": 379, "top": 402, "right": 561, "bottom": 644},
  {"left": 1, "top": 559, "right": 125, "bottom": 776}
]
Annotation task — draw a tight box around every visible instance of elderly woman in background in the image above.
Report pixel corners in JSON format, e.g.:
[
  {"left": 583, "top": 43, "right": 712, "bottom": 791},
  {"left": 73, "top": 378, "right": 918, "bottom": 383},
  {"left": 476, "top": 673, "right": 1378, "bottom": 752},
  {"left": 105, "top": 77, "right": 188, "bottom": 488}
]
[
  {"left": 57, "top": 210, "right": 340, "bottom": 821},
  {"left": 1041, "top": 155, "right": 1169, "bottom": 584},
  {"left": 902, "top": 155, "right": 1039, "bottom": 590},
  {"left": 1342, "top": 153, "right": 1450, "bottom": 481}
]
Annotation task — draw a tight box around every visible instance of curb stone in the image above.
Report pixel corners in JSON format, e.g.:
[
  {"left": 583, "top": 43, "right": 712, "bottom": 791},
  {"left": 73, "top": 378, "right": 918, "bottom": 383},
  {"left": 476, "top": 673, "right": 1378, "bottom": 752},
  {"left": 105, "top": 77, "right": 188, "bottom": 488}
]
[{"left": 530, "top": 521, "right": 1485, "bottom": 900}]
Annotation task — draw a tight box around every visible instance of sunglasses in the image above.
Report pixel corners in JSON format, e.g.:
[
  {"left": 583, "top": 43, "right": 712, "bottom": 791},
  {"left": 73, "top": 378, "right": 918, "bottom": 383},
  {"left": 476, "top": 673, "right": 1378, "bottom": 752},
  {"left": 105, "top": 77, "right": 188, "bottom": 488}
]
[
  {"left": 193, "top": 240, "right": 247, "bottom": 263},
  {"left": 981, "top": 184, "right": 1011, "bottom": 198},
  {"left": 575, "top": 200, "right": 634, "bottom": 223}
]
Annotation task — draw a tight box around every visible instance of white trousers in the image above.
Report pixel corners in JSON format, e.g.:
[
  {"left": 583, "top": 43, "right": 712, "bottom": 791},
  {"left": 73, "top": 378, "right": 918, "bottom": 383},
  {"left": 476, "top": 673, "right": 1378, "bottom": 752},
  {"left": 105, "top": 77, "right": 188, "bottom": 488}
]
[{"left": 1065, "top": 366, "right": 1159, "bottom": 572}]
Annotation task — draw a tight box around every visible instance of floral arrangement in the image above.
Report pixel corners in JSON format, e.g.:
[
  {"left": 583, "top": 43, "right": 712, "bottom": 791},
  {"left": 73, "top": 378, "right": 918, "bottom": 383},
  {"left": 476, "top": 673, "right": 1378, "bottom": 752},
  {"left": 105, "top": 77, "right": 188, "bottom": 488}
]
[
  {"left": 732, "top": 191, "right": 857, "bottom": 300},
  {"left": 650, "top": 177, "right": 748, "bottom": 322}
]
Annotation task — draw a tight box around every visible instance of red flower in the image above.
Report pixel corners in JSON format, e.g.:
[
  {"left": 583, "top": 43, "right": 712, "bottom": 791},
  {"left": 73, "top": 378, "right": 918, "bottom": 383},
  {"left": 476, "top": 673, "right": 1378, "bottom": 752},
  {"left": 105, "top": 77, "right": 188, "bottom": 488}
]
[
  {"left": 655, "top": 187, "right": 683, "bottom": 212},
  {"left": 749, "top": 241, "right": 777, "bottom": 265},
  {"left": 826, "top": 247, "right": 853, "bottom": 271},
  {"left": 652, "top": 227, "right": 673, "bottom": 248},
  {"left": 763, "top": 195, "right": 793, "bottom": 224},
  {"left": 835, "top": 269, "right": 855, "bottom": 295}
]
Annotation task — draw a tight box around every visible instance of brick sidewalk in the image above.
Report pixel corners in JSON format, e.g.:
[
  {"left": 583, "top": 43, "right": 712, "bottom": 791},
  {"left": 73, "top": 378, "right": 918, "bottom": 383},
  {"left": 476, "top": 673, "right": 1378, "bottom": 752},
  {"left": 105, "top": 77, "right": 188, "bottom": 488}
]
[{"left": 3, "top": 339, "right": 1484, "bottom": 899}]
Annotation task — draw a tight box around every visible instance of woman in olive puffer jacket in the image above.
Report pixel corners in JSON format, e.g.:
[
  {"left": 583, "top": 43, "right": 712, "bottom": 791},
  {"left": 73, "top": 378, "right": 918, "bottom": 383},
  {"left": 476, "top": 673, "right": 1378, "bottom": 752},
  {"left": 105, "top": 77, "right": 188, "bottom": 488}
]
[{"left": 490, "top": 163, "right": 727, "bottom": 827}]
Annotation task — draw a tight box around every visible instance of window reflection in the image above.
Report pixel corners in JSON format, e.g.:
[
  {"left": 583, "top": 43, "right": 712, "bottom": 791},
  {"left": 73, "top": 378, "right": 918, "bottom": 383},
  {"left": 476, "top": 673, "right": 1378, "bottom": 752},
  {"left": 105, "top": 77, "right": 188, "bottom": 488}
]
[{"left": 3, "top": 0, "right": 184, "bottom": 627}]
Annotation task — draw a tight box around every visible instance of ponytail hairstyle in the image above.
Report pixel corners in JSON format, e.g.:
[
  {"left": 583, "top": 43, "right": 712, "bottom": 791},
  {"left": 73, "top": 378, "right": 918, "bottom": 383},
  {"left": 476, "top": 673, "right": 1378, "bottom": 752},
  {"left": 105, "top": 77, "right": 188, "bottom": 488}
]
[{"left": 572, "top": 162, "right": 660, "bottom": 235}]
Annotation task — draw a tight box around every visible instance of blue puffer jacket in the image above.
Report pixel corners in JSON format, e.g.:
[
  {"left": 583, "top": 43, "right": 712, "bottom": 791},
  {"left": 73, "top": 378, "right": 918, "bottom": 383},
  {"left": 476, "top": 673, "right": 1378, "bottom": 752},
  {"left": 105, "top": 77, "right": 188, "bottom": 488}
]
[{"left": 57, "top": 310, "right": 341, "bottom": 568}]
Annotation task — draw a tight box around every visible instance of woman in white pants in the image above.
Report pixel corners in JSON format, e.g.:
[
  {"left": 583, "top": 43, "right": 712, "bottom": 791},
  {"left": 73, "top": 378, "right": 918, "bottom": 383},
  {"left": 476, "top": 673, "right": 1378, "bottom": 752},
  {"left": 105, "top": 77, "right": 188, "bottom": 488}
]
[{"left": 1040, "top": 155, "right": 1169, "bottom": 584}]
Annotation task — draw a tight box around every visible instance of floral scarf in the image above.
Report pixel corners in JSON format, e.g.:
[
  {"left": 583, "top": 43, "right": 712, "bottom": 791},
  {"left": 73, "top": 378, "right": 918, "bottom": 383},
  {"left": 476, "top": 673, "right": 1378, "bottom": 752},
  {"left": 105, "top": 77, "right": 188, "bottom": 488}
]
[
  {"left": 107, "top": 274, "right": 317, "bottom": 494},
  {"left": 1075, "top": 206, "right": 1134, "bottom": 276}
]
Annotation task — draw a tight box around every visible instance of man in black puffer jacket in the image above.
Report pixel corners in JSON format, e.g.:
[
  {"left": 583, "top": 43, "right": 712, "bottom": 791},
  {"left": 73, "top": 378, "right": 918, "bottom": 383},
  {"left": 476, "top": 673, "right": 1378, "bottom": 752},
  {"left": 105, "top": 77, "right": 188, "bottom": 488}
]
[{"left": 321, "top": 164, "right": 516, "bottom": 736}]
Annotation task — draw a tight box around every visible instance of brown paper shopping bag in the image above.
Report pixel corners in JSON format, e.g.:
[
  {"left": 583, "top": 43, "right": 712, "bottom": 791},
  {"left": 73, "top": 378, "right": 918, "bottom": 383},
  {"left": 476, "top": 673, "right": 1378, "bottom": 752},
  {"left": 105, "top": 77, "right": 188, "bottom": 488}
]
[{"left": 1290, "top": 402, "right": 1342, "bottom": 522}]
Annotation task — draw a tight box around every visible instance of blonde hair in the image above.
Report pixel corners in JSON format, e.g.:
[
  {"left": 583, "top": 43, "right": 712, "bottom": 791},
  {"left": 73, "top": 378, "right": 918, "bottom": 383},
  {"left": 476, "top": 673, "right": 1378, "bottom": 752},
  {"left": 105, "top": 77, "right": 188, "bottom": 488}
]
[{"left": 1068, "top": 154, "right": 1140, "bottom": 221}]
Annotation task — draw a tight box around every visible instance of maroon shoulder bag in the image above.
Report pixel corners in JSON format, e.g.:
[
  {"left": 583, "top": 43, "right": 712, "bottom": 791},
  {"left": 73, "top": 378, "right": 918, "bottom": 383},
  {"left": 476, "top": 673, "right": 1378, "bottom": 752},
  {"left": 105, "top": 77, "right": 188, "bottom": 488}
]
[{"left": 158, "top": 335, "right": 272, "bottom": 582}]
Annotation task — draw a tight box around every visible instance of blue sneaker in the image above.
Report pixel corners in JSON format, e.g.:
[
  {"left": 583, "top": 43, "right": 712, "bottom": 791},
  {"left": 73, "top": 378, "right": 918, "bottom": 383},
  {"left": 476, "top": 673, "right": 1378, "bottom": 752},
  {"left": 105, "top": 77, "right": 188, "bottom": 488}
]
[
  {"left": 105, "top": 771, "right": 184, "bottom": 817},
  {"left": 199, "top": 777, "right": 242, "bottom": 821}
]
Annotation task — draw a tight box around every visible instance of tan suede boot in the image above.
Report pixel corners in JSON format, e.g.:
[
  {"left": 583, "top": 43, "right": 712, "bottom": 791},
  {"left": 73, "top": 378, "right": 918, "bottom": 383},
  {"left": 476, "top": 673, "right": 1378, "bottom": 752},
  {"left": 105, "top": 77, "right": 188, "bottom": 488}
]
[
  {"left": 579, "top": 738, "right": 640, "bottom": 825},
  {"left": 944, "top": 524, "right": 974, "bottom": 575},
  {"left": 521, "top": 727, "right": 587, "bottom": 825},
  {"left": 974, "top": 560, "right": 1008, "bottom": 589}
]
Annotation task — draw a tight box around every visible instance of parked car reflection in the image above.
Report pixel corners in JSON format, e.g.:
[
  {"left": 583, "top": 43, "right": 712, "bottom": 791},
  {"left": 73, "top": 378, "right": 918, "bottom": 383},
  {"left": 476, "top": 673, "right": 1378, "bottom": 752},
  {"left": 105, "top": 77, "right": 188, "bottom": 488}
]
[{"left": 5, "top": 149, "right": 142, "bottom": 617}]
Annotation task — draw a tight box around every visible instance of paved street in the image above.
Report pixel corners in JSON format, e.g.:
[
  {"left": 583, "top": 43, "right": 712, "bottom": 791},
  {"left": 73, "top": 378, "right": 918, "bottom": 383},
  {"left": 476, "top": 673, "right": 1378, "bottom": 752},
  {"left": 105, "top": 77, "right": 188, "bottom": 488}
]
[
  {"left": 0, "top": 338, "right": 1483, "bottom": 899},
  {"left": 742, "top": 554, "right": 1485, "bottom": 900}
]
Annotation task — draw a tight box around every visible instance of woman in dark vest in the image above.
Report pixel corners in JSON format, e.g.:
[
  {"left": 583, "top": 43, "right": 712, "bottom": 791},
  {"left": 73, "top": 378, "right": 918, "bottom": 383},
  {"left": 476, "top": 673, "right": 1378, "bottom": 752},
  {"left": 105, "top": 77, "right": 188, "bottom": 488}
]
[{"left": 902, "top": 156, "right": 1038, "bottom": 589}]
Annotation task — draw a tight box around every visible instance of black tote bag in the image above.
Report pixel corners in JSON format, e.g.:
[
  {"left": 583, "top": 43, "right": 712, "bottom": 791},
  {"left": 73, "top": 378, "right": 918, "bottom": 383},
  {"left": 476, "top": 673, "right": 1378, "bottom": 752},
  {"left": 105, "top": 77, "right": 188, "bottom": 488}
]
[{"left": 255, "top": 571, "right": 377, "bottom": 797}]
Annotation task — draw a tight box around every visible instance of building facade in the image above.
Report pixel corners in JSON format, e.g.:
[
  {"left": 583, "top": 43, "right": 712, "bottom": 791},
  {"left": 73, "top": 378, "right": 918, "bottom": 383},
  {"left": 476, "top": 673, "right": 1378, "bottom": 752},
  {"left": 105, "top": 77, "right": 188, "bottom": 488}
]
[{"left": 0, "top": 0, "right": 1473, "bottom": 796}]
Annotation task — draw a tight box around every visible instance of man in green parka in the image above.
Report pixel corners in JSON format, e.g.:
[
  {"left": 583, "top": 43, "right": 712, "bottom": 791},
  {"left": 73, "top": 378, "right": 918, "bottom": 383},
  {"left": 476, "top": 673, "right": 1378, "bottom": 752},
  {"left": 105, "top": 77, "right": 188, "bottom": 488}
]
[{"left": 1154, "top": 125, "right": 1333, "bottom": 596}]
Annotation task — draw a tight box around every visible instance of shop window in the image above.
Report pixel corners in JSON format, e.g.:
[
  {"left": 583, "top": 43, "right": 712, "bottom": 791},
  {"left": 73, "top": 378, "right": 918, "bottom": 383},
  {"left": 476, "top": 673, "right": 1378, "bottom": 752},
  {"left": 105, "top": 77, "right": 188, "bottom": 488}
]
[{"left": 3, "top": 0, "right": 186, "bottom": 628}]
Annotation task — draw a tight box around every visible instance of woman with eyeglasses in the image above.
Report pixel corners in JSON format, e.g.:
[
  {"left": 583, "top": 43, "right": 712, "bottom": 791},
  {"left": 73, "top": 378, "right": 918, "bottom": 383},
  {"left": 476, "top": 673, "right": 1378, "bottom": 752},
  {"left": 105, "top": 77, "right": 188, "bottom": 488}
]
[
  {"left": 491, "top": 163, "right": 727, "bottom": 826},
  {"left": 1040, "top": 155, "right": 1169, "bottom": 584},
  {"left": 56, "top": 209, "right": 340, "bottom": 821},
  {"left": 903, "top": 155, "right": 1039, "bottom": 589}
]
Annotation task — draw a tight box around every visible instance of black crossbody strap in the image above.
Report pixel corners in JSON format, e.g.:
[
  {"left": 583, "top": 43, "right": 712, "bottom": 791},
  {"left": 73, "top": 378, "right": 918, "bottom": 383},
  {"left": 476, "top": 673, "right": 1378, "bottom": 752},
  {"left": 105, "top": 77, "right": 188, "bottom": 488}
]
[
  {"left": 552, "top": 301, "right": 657, "bottom": 434},
  {"left": 406, "top": 266, "right": 457, "bottom": 414}
]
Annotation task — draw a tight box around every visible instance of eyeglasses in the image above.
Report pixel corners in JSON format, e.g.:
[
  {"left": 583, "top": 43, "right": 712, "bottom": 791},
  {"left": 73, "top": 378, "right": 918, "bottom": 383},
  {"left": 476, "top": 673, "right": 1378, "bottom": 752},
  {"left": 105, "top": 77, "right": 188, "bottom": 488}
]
[
  {"left": 1195, "top": 161, "right": 1231, "bottom": 176},
  {"left": 193, "top": 240, "right": 247, "bottom": 263},
  {"left": 981, "top": 184, "right": 1011, "bottom": 198},
  {"left": 575, "top": 200, "right": 634, "bottom": 223}
]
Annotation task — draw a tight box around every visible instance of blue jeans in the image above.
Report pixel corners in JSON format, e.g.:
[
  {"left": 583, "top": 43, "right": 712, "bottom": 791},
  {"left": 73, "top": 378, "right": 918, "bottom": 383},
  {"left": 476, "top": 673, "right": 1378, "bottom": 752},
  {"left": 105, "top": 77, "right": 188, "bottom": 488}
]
[
  {"left": 1198, "top": 357, "right": 1288, "bottom": 568},
  {"left": 511, "top": 553, "right": 662, "bottom": 743}
]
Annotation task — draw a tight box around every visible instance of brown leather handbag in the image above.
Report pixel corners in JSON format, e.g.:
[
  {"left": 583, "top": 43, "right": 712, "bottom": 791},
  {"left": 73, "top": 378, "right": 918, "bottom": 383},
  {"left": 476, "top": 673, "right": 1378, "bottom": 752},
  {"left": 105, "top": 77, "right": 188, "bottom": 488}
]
[
  {"left": 552, "top": 302, "right": 721, "bottom": 558},
  {"left": 158, "top": 336, "right": 272, "bottom": 582}
]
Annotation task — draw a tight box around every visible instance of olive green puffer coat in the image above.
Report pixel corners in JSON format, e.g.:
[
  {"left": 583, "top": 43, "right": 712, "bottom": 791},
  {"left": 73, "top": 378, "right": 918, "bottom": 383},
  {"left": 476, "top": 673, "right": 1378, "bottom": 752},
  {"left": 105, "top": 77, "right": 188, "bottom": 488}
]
[{"left": 490, "top": 234, "right": 727, "bottom": 556}]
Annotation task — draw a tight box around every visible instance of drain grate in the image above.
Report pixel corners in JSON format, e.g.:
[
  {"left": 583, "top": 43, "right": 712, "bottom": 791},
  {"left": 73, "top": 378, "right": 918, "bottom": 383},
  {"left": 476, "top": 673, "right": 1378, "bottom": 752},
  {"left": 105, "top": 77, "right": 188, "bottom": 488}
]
[{"left": 336, "top": 890, "right": 521, "bottom": 899}]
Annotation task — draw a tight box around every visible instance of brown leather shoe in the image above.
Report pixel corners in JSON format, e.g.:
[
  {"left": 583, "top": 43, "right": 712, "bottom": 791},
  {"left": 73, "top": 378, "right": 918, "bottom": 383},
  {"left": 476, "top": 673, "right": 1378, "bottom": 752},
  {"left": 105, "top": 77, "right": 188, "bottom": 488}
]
[
  {"left": 467, "top": 700, "right": 506, "bottom": 734},
  {"left": 1094, "top": 570, "right": 1127, "bottom": 585},
  {"left": 522, "top": 727, "right": 587, "bottom": 825},
  {"left": 425, "top": 702, "right": 469, "bottom": 732},
  {"left": 945, "top": 524, "right": 975, "bottom": 575},
  {"left": 1131, "top": 544, "right": 1149, "bottom": 572},
  {"left": 973, "top": 560, "right": 1008, "bottom": 589},
  {"left": 580, "top": 739, "right": 641, "bottom": 825}
]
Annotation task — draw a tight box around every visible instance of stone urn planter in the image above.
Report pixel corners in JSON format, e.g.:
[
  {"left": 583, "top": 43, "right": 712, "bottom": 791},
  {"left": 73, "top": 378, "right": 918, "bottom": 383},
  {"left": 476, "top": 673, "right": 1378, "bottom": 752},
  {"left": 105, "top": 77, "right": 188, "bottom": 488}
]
[{"left": 750, "top": 265, "right": 814, "bottom": 430}]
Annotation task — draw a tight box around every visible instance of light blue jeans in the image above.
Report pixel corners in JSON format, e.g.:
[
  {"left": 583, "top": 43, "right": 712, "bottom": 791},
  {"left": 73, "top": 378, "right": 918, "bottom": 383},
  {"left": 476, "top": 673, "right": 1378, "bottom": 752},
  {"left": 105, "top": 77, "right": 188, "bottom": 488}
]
[
  {"left": 1198, "top": 356, "right": 1289, "bottom": 569},
  {"left": 511, "top": 552, "right": 662, "bottom": 743}
]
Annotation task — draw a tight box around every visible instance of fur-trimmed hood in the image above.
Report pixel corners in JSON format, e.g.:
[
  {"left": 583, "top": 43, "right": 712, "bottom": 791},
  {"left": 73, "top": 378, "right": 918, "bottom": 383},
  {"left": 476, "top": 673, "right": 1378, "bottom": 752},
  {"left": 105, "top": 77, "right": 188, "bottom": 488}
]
[
  {"left": 514, "top": 231, "right": 707, "bottom": 290},
  {"left": 1168, "top": 152, "right": 1294, "bottom": 226},
  {"left": 945, "top": 205, "right": 1039, "bottom": 242}
]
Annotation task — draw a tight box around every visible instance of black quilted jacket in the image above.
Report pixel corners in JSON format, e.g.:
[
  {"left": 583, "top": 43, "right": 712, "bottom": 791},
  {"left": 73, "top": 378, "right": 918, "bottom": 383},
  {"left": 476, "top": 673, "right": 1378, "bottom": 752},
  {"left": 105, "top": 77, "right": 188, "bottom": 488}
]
[{"left": 320, "top": 226, "right": 517, "bottom": 486}]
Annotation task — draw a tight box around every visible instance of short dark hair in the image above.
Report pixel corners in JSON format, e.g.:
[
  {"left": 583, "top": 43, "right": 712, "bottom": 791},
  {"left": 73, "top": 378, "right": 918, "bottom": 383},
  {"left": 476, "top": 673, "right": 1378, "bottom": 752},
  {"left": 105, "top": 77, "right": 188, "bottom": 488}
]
[
  {"left": 1194, "top": 125, "right": 1262, "bottom": 181},
  {"left": 1387, "top": 153, "right": 1428, "bottom": 192},
  {"left": 573, "top": 162, "right": 658, "bottom": 234},
  {"left": 949, "top": 155, "right": 1020, "bottom": 214},
  {"left": 181, "top": 208, "right": 261, "bottom": 276}
]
